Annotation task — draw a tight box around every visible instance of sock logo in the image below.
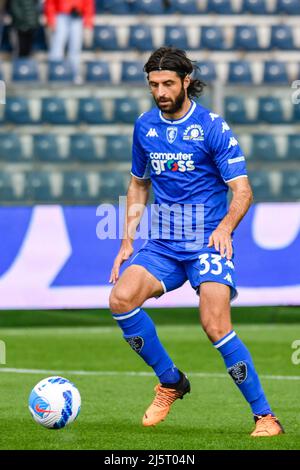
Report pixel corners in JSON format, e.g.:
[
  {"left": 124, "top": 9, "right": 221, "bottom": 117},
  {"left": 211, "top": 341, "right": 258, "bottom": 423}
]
[
  {"left": 227, "top": 361, "right": 248, "bottom": 385},
  {"left": 125, "top": 336, "right": 144, "bottom": 353}
]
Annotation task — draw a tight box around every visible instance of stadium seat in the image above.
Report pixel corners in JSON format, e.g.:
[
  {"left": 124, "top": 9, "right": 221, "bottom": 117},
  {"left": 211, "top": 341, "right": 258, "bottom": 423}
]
[
  {"left": 195, "top": 61, "right": 217, "bottom": 83},
  {"left": 282, "top": 171, "right": 300, "bottom": 199},
  {"left": 270, "top": 25, "right": 295, "bottom": 50},
  {"left": 228, "top": 61, "right": 253, "bottom": 84},
  {"left": 277, "top": 0, "right": 300, "bottom": 14},
  {"left": 206, "top": 0, "right": 233, "bottom": 13},
  {"left": 263, "top": 61, "right": 289, "bottom": 84},
  {"left": 257, "top": 97, "right": 285, "bottom": 124},
  {"left": 129, "top": 25, "right": 154, "bottom": 51},
  {"left": 121, "top": 62, "right": 145, "bottom": 83},
  {"left": 62, "top": 172, "right": 90, "bottom": 201},
  {"left": 48, "top": 60, "right": 74, "bottom": 82},
  {"left": 287, "top": 135, "right": 300, "bottom": 160},
  {"left": 224, "top": 97, "right": 252, "bottom": 124},
  {"left": 113, "top": 98, "right": 140, "bottom": 124},
  {"left": 98, "top": 172, "right": 127, "bottom": 202},
  {"left": 131, "top": 0, "right": 165, "bottom": 14},
  {"left": 93, "top": 25, "right": 119, "bottom": 51},
  {"left": 292, "top": 101, "right": 300, "bottom": 122},
  {"left": 242, "top": 0, "right": 267, "bottom": 14},
  {"left": 233, "top": 25, "right": 260, "bottom": 50},
  {"left": 33, "top": 134, "right": 68, "bottom": 163},
  {"left": 69, "top": 134, "right": 98, "bottom": 162},
  {"left": 77, "top": 98, "right": 107, "bottom": 124},
  {"left": 200, "top": 26, "right": 226, "bottom": 50},
  {"left": 0, "top": 133, "right": 24, "bottom": 161},
  {"left": 41, "top": 98, "right": 71, "bottom": 125},
  {"left": 85, "top": 61, "right": 111, "bottom": 83},
  {"left": 250, "top": 134, "right": 279, "bottom": 161},
  {"left": 0, "top": 172, "right": 16, "bottom": 200},
  {"left": 102, "top": 0, "right": 131, "bottom": 13},
  {"left": 248, "top": 170, "right": 273, "bottom": 201},
  {"left": 12, "top": 59, "right": 40, "bottom": 82},
  {"left": 165, "top": 26, "right": 189, "bottom": 50},
  {"left": 106, "top": 136, "right": 131, "bottom": 162},
  {"left": 5, "top": 97, "right": 34, "bottom": 124},
  {"left": 172, "top": 0, "right": 198, "bottom": 13},
  {"left": 25, "top": 171, "right": 58, "bottom": 202}
]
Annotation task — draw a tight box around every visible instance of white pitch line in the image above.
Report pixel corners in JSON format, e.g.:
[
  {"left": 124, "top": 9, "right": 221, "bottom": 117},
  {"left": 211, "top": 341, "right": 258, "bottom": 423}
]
[{"left": 0, "top": 368, "right": 299, "bottom": 381}]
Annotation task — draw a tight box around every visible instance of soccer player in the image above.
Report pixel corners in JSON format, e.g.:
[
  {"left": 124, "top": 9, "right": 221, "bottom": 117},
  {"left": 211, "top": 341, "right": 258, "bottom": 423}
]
[{"left": 109, "top": 47, "right": 283, "bottom": 437}]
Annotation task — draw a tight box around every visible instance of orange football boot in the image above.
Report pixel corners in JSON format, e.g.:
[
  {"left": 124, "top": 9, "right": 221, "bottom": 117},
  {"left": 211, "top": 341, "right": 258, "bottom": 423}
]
[{"left": 251, "top": 414, "right": 284, "bottom": 437}]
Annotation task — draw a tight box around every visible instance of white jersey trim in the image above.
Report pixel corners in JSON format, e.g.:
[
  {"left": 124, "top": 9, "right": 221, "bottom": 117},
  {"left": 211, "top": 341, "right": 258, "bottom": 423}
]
[
  {"left": 224, "top": 175, "right": 248, "bottom": 183},
  {"left": 130, "top": 172, "right": 151, "bottom": 180},
  {"left": 159, "top": 101, "right": 196, "bottom": 125}
]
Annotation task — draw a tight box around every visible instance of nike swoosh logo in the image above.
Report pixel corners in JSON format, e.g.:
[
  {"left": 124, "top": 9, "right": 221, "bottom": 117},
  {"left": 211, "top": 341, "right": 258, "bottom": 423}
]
[{"left": 35, "top": 404, "right": 56, "bottom": 413}]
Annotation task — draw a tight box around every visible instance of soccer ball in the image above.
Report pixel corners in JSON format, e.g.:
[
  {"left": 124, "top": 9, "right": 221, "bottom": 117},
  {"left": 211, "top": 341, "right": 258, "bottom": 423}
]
[{"left": 28, "top": 376, "right": 81, "bottom": 429}]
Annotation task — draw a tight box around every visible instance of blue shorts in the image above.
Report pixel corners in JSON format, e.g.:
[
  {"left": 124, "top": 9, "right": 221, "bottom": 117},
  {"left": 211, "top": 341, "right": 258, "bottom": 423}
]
[{"left": 130, "top": 240, "right": 237, "bottom": 301}]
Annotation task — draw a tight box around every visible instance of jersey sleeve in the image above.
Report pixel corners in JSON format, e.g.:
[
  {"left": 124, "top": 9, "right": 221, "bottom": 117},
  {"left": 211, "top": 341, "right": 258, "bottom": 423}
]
[
  {"left": 131, "top": 119, "right": 151, "bottom": 180},
  {"left": 206, "top": 115, "right": 248, "bottom": 183}
]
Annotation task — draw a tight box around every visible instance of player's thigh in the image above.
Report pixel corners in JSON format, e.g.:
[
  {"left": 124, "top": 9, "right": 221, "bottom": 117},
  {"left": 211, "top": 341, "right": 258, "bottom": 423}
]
[
  {"left": 109, "top": 264, "right": 163, "bottom": 313},
  {"left": 199, "top": 282, "right": 232, "bottom": 341}
]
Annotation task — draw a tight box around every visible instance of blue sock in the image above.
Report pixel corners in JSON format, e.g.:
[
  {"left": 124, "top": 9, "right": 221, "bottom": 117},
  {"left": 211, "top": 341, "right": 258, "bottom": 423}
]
[
  {"left": 112, "top": 307, "right": 180, "bottom": 384},
  {"left": 214, "top": 331, "right": 273, "bottom": 416}
]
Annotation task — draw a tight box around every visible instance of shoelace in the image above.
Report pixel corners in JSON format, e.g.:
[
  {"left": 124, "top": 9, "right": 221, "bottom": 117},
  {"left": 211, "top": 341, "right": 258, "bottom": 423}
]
[
  {"left": 152, "top": 385, "right": 182, "bottom": 409},
  {"left": 255, "top": 415, "right": 278, "bottom": 429}
]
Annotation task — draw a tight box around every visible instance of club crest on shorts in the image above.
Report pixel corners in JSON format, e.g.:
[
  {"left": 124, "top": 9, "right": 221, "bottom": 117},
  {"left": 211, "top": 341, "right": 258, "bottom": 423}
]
[
  {"left": 126, "top": 336, "right": 144, "bottom": 353},
  {"left": 166, "top": 127, "right": 177, "bottom": 144},
  {"left": 227, "top": 361, "right": 248, "bottom": 385}
]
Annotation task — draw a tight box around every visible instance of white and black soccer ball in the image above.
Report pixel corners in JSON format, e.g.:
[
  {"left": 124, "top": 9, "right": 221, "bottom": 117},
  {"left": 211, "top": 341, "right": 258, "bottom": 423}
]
[{"left": 28, "top": 376, "right": 81, "bottom": 429}]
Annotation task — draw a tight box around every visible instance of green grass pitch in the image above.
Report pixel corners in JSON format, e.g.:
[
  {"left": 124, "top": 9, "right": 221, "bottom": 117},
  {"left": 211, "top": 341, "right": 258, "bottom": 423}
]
[{"left": 0, "top": 307, "right": 300, "bottom": 450}]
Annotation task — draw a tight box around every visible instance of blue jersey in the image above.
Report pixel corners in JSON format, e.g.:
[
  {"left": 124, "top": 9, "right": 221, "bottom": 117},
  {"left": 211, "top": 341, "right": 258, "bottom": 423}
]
[{"left": 131, "top": 100, "right": 247, "bottom": 252}]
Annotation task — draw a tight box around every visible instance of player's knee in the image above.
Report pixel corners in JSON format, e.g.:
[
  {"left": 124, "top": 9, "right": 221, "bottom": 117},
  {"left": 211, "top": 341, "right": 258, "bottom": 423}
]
[
  {"left": 201, "top": 316, "right": 229, "bottom": 343},
  {"left": 109, "top": 288, "right": 134, "bottom": 314}
]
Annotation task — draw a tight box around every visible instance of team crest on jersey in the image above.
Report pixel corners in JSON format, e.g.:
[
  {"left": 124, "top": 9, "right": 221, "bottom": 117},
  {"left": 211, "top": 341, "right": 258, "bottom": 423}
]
[
  {"left": 183, "top": 124, "right": 204, "bottom": 141},
  {"left": 166, "top": 127, "right": 177, "bottom": 144}
]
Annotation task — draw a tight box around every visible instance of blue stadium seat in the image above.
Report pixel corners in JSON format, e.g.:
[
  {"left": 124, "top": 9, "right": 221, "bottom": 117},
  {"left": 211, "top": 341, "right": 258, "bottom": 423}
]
[
  {"left": 5, "top": 97, "right": 34, "bottom": 124},
  {"left": 206, "top": 0, "right": 233, "bottom": 13},
  {"left": 63, "top": 172, "right": 90, "bottom": 201},
  {"left": 200, "top": 26, "right": 226, "bottom": 50},
  {"left": 93, "top": 25, "right": 119, "bottom": 50},
  {"left": 257, "top": 97, "right": 285, "bottom": 124},
  {"left": 263, "top": 61, "right": 288, "bottom": 84},
  {"left": 165, "top": 26, "right": 189, "bottom": 50},
  {"left": 77, "top": 98, "right": 107, "bottom": 124},
  {"left": 69, "top": 134, "right": 97, "bottom": 162},
  {"left": 113, "top": 98, "right": 140, "bottom": 124},
  {"left": 41, "top": 98, "right": 71, "bottom": 125},
  {"left": 228, "top": 61, "right": 253, "bottom": 84},
  {"left": 270, "top": 25, "right": 295, "bottom": 50},
  {"left": 292, "top": 100, "right": 300, "bottom": 122},
  {"left": 102, "top": 0, "right": 131, "bottom": 13},
  {"left": 25, "top": 171, "right": 58, "bottom": 202},
  {"left": 172, "top": 0, "right": 198, "bottom": 13},
  {"left": 248, "top": 170, "right": 273, "bottom": 201},
  {"left": 121, "top": 62, "right": 145, "bottom": 83},
  {"left": 33, "top": 134, "right": 68, "bottom": 163},
  {"left": 234, "top": 25, "right": 260, "bottom": 50},
  {"left": 250, "top": 134, "right": 279, "bottom": 160},
  {"left": 224, "top": 97, "right": 252, "bottom": 124},
  {"left": 282, "top": 172, "right": 300, "bottom": 199},
  {"left": 195, "top": 61, "right": 217, "bottom": 83},
  {"left": 98, "top": 172, "right": 127, "bottom": 202},
  {"left": 131, "top": 0, "right": 164, "bottom": 14},
  {"left": 48, "top": 60, "right": 74, "bottom": 82},
  {"left": 0, "top": 134, "right": 24, "bottom": 161},
  {"left": 85, "top": 61, "right": 111, "bottom": 83},
  {"left": 277, "top": 0, "right": 300, "bottom": 14},
  {"left": 129, "top": 25, "right": 154, "bottom": 51},
  {"left": 242, "top": 0, "right": 267, "bottom": 14},
  {"left": 106, "top": 136, "right": 131, "bottom": 162},
  {"left": 12, "top": 59, "right": 40, "bottom": 82},
  {"left": 95, "top": 0, "right": 104, "bottom": 12},
  {"left": 287, "top": 135, "right": 300, "bottom": 160},
  {"left": 0, "top": 172, "right": 15, "bottom": 200}
]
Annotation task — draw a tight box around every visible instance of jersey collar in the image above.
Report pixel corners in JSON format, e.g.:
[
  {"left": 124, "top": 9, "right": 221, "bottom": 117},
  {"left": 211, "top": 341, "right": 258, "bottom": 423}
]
[{"left": 159, "top": 100, "right": 196, "bottom": 125}]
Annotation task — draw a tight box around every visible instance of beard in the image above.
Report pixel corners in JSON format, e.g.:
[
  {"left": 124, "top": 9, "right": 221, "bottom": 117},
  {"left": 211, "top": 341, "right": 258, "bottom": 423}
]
[{"left": 155, "top": 85, "right": 186, "bottom": 115}]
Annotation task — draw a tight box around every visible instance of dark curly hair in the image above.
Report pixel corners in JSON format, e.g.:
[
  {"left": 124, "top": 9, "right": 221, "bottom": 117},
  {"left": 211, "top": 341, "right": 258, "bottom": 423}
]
[{"left": 144, "top": 47, "right": 206, "bottom": 98}]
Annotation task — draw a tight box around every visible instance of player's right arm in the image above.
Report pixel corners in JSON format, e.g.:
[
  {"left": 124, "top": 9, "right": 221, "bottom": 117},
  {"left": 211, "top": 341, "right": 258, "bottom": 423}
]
[{"left": 109, "top": 117, "right": 151, "bottom": 284}]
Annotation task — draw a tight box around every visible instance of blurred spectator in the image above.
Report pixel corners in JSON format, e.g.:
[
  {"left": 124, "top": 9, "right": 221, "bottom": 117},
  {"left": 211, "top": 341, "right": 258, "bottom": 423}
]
[
  {"left": 0, "top": 0, "right": 6, "bottom": 50},
  {"left": 10, "top": 0, "right": 40, "bottom": 57},
  {"left": 45, "top": 0, "right": 95, "bottom": 84}
]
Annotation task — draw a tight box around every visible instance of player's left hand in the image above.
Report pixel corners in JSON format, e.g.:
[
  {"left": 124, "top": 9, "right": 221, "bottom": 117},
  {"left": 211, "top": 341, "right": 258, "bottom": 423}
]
[{"left": 208, "top": 227, "right": 233, "bottom": 260}]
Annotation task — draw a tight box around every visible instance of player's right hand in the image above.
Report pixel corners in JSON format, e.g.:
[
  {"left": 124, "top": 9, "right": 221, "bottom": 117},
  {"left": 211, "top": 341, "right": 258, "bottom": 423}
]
[{"left": 109, "top": 243, "right": 134, "bottom": 284}]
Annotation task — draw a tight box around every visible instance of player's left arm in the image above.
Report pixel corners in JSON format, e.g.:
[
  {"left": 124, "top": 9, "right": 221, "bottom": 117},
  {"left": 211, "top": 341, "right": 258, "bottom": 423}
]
[{"left": 208, "top": 176, "right": 253, "bottom": 259}]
